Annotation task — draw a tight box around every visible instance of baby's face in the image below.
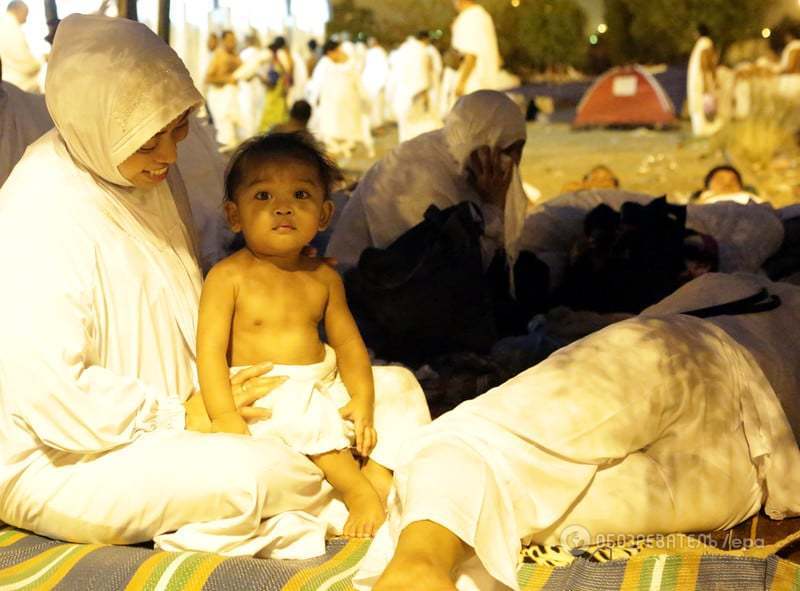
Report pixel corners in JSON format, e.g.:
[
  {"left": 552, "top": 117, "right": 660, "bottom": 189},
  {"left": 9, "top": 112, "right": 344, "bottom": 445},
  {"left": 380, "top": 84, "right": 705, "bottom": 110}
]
[{"left": 226, "top": 157, "right": 333, "bottom": 258}]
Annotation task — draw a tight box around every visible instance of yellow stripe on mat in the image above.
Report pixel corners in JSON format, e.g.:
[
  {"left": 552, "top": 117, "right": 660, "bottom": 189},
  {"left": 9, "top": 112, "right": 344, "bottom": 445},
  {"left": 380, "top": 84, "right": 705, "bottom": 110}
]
[
  {"left": 769, "top": 557, "right": 800, "bottom": 591},
  {"left": 517, "top": 563, "right": 555, "bottom": 590},
  {"left": 124, "top": 552, "right": 173, "bottom": 591},
  {"left": 282, "top": 539, "right": 370, "bottom": 591},
  {"left": 0, "top": 544, "right": 97, "bottom": 591},
  {"left": 174, "top": 554, "right": 227, "bottom": 591},
  {"left": 0, "top": 531, "right": 27, "bottom": 548}
]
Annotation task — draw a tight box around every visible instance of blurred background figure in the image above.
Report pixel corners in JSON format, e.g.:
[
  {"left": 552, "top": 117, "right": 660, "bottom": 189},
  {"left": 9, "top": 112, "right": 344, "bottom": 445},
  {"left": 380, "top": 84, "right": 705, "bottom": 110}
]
[
  {"left": 451, "top": 0, "right": 500, "bottom": 97},
  {"left": 0, "top": 1, "right": 41, "bottom": 92},
  {"left": 307, "top": 39, "right": 373, "bottom": 159},
  {"left": 687, "top": 24, "right": 722, "bottom": 137},
  {"left": 361, "top": 37, "right": 389, "bottom": 129},
  {"left": 258, "top": 36, "right": 292, "bottom": 132},
  {"left": 205, "top": 29, "right": 242, "bottom": 149},
  {"left": 270, "top": 99, "right": 312, "bottom": 134},
  {"left": 235, "top": 30, "right": 266, "bottom": 139},
  {"left": 692, "top": 164, "right": 763, "bottom": 204}
]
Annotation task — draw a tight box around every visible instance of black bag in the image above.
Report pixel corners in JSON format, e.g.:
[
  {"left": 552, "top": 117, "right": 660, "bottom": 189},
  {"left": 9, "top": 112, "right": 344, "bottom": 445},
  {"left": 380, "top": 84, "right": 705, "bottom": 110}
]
[{"left": 344, "top": 201, "right": 498, "bottom": 366}]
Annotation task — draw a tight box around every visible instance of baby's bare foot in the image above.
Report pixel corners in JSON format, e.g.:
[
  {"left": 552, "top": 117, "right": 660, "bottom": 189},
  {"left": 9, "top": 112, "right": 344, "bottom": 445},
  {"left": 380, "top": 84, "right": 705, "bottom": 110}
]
[
  {"left": 342, "top": 485, "right": 386, "bottom": 538},
  {"left": 361, "top": 459, "right": 393, "bottom": 507},
  {"left": 373, "top": 553, "right": 458, "bottom": 591}
]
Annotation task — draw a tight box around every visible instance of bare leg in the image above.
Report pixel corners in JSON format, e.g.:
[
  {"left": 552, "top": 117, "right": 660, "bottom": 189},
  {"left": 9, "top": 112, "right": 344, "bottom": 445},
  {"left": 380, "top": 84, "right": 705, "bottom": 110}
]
[
  {"left": 361, "top": 458, "right": 393, "bottom": 507},
  {"left": 312, "top": 449, "right": 385, "bottom": 538},
  {"left": 374, "top": 520, "right": 468, "bottom": 591}
]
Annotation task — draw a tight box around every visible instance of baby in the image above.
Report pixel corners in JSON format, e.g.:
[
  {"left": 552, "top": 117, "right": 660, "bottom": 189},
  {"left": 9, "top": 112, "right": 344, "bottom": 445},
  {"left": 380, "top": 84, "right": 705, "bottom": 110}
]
[{"left": 197, "top": 132, "right": 385, "bottom": 537}]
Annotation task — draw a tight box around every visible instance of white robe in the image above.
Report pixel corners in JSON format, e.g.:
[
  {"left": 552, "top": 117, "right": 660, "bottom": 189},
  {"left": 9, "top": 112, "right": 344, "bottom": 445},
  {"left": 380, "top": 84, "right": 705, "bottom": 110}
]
[
  {"left": 307, "top": 55, "right": 372, "bottom": 151},
  {"left": 687, "top": 36, "right": 721, "bottom": 137},
  {"left": 0, "top": 12, "right": 40, "bottom": 93},
  {"left": 390, "top": 37, "right": 440, "bottom": 143},
  {"left": 362, "top": 45, "right": 389, "bottom": 128},
  {"left": 326, "top": 91, "right": 528, "bottom": 273},
  {"left": 355, "top": 273, "right": 800, "bottom": 590},
  {"left": 451, "top": 4, "right": 500, "bottom": 94},
  {"left": 0, "top": 80, "right": 52, "bottom": 187},
  {"left": 0, "top": 14, "right": 426, "bottom": 560},
  {"left": 235, "top": 46, "right": 268, "bottom": 139}
]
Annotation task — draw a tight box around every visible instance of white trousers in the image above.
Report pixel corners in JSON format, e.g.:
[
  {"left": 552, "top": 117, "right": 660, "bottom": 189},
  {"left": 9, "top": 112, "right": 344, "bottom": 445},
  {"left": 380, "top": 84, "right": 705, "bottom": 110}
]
[{"left": 355, "top": 314, "right": 766, "bottom": 590}]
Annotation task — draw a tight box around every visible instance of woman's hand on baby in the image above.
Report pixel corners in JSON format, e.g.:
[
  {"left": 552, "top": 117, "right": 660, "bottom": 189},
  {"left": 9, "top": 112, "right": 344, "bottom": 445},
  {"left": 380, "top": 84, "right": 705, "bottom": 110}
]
[
  {"left": 339, "top": 398, "right": 377, "bottom": 458},
  {"left": 230, "top": 362, "right": 288, "bottom": 421},
  {"left": 184, "top": 363, "right": 288, "bottom": 432},
  {"left": 301, "top": 246, "right": 338, "bottom": 267}
]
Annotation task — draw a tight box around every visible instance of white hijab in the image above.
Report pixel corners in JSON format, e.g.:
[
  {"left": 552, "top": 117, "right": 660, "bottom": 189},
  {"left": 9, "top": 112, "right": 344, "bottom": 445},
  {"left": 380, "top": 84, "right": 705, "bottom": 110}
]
[
  {"left": 358, "top": 90, "right": 527, "bottom": 267},
  {"left": 45, "top": 14, "right": 205, "bottom": 354}
]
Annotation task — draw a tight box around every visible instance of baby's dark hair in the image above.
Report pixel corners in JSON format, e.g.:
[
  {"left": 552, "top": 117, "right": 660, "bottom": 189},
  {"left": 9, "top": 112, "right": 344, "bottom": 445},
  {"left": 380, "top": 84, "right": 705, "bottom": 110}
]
[{"left": 224, "top": 132, "right": 343, "bottom": 202}]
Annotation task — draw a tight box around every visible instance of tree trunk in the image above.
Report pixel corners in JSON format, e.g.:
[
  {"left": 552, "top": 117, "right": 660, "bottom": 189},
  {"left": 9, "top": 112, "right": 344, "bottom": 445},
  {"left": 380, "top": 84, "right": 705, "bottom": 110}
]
[
  {"left": 43, "top": 0, "right": 58, "bottom": 22},
  {"left": 117, "top": 0, "right": 138, "bottom": 20},
  {"left": 158, "top": 0, "right": 170, "bottom": 44}
]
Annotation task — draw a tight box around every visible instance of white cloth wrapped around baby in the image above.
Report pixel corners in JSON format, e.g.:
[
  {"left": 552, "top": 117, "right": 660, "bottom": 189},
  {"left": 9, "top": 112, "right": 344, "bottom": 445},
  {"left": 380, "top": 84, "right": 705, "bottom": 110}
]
[{"left": 233, "top": 345, "right": 429, "bottom": 469}]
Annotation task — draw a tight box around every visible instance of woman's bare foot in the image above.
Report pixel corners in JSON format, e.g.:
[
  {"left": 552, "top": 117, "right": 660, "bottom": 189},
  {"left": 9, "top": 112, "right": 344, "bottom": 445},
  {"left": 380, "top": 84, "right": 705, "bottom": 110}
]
[
  {"left": 342, "top": 484, "right": 386, "bottom": 538},
  {"left": 373, "top": 521, "right": 467, "bottom": 591},
  {"left": 373, "top": 553, "right": 458, "bottom": 591},
  {"left": 361, "top": 459, "right": 393, "bottom": 506}
]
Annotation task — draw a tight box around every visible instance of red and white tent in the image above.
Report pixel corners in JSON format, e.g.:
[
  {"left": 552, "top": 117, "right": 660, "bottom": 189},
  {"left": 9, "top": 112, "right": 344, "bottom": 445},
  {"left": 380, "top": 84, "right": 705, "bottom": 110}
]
[{"left": 574, "top": 65, "right": 676, "bottom": 128}]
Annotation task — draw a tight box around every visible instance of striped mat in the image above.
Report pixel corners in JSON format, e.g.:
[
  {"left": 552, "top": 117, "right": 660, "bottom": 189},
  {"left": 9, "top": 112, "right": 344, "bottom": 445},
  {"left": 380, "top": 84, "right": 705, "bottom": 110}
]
[{"left": 1, "top": 526, "right": 799, "bottom": 590}]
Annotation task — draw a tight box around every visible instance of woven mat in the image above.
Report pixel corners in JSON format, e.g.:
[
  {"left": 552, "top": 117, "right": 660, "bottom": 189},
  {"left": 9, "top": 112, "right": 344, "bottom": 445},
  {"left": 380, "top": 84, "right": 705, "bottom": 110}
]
[{"left": 1, "top": 520, "right": 798, "bottom": 590}]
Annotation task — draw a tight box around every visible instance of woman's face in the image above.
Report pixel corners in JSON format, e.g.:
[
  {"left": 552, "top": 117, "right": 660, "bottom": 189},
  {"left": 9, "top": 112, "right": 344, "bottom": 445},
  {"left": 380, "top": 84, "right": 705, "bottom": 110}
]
[{"left": 117, "top": 110, "right": 190, "bottom": 189}]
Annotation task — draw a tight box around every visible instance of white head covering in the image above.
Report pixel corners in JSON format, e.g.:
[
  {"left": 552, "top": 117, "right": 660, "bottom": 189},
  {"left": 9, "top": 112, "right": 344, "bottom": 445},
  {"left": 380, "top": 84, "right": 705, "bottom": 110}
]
[
  {"left": 46, "top": 14, "right": 202, "bottom": 187},
  {"left": 442, "top": 90, "right": 528, "bottom": 267},
  {"left": 344, "top": 90, "right": 526, "bottom": 272},
  {"left": 43, "top": 14, "right": 205, "bottom": 354}
]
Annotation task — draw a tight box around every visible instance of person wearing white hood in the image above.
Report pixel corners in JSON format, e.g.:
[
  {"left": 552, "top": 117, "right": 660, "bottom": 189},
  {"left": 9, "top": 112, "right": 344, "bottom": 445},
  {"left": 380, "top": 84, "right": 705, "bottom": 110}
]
[
  {"left": 0, "top": 14, "right": 377, "bottom": 558},
  {"left": 0, "top": 57, "right": 52, "bottom": 187},
  {"left": 326, "top": 90, "right": 528, "bottom": 279}
]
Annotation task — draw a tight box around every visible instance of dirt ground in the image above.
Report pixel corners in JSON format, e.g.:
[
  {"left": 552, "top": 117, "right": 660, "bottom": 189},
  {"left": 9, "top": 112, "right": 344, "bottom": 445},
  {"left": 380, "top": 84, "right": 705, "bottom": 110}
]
[{"left": 342, "top": 120, "right": 800, "bottom": 208}]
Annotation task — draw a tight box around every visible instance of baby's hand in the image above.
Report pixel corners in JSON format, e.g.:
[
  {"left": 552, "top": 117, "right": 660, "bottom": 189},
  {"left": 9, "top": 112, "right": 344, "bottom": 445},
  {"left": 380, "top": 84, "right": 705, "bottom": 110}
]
[
  {"left": 211, "top": 411, "right": 251, "bottom": 436},
  {"left": 339, "top": 398, "right": 377, "bottom": 458}
]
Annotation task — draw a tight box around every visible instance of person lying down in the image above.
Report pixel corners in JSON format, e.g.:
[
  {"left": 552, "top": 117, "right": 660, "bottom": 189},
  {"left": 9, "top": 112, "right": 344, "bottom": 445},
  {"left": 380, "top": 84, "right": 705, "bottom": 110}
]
[{"left": 197, "top": 132, "right": 429, "bottom": 538}]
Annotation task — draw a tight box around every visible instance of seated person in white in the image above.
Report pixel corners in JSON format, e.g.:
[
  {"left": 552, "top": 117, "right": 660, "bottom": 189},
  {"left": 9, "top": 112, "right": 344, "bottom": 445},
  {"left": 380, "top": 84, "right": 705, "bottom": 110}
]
[
  {"left": 0, "top": 14, "right": 428, "bottom": 559},
  {"left": 198, "top": 132, "right": 430, "bottom": 539}
]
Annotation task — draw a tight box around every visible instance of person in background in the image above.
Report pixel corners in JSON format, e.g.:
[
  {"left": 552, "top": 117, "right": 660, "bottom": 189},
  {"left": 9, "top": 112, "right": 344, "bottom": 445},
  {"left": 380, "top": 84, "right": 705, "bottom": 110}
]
[
  {"left": 560, "top": 164, "right": 620, "bottom": 194},
  {"left": 692, "top": 164, "right": 762, "bottom": 204},
  {"left": 205, "top": 30, "right": 242, "bottom": 149},
  {"left": 307, "top": 39, "right": 373, "bottom": 159},
  {"left": 450, "top": 0, "right": 500, "bottom": 97},
  {"left": 0, "top": 1, "right": 40, "bottom": 92},
  {"left": 270, "top": 99, "right": 313, "bottom": 134},
  {"left": 0, "top": 56, "right": 52, "bottom": 186}
]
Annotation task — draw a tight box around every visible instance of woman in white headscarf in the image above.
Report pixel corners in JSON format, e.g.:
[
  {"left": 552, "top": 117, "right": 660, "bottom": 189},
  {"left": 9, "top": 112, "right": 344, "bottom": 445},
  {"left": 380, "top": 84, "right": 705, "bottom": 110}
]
[
  {"left": 0, "top": 14, "right": 404, "bottom": 557},
  {"left": 326, "top": 90, "right": 528, "bottom": 275}
]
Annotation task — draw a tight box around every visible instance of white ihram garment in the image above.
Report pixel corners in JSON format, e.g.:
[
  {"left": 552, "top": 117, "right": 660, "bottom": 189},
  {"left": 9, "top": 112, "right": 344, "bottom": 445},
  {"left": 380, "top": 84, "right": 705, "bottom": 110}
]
[
  {"left": 326, "top": 91, "right": 528, "bottom": 276},
  {"left": 0, "top": 80, "right": 52, "bottom": 187},
  {"left": 235, "top": 345, "right": 431, "bottom": 469},
  {"left": 235, "top": 46, "right": 268, "bottom": 139},
  {"left": 355, "top": 273, "right": 800, "bottom": 591},
  {"left": 308, "top": 55, "right": 373, "bottom": 154},
  {"left": 451, "top": 4, "right": 500, "bottom": 94},
  {"left": 391, "top": 37, "right": 440, "bottom": 143},
  {"left": 362, "top": 45, "right": 389, "bottom": 128},
  {"left": 687, "top": 36, "right": 721, "bottom": 137},
  {"left": 0, "top": 14, "right": 344, "bottom": 560},
  {"left": 0, "top": 12, "right": 40, "bottom": 92}
]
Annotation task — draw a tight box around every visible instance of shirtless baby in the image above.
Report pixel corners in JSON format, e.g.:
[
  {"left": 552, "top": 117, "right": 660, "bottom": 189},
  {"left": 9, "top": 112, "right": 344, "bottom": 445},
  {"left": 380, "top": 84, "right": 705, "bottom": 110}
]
[{"left": 197, "top": 132, "right": 386, "bottom": 537}]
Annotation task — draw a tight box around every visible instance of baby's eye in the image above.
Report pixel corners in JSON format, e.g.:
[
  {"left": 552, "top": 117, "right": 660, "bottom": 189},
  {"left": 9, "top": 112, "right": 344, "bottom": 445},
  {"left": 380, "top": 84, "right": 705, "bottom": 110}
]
[
  {"left": 254, "top": 191, "right": 271, "bottom": 201},
  {"left": 294, "top": 190, "right": 310, "bottom": 199}
]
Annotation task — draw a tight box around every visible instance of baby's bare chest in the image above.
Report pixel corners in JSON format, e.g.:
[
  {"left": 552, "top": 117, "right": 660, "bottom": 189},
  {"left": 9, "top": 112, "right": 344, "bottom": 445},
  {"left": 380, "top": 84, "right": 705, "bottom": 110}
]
[{"left": 234, "top": 271, "right": 329, "bottom": 328}]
